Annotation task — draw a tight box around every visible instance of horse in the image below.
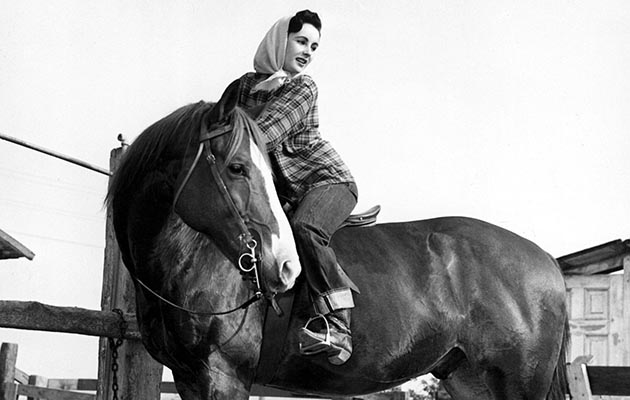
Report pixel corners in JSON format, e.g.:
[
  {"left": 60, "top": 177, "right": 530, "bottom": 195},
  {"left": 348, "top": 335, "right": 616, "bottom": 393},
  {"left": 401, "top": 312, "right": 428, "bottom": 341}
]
[{"left": 107, "top": 83, "right": 570, "bottom": 400}]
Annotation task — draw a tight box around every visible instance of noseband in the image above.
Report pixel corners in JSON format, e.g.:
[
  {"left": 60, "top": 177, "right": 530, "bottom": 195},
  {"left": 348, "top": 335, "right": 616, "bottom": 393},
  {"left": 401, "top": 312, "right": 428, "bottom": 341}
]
[{"left": 134, "top": 120, "right": 269, "bottom": 316}]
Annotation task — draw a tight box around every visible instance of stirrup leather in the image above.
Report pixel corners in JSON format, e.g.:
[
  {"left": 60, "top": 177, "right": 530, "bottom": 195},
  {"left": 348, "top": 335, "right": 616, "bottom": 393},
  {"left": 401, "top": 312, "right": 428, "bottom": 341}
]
[{"left": 298, "top": 314, "right": 331, "bottom": 355}]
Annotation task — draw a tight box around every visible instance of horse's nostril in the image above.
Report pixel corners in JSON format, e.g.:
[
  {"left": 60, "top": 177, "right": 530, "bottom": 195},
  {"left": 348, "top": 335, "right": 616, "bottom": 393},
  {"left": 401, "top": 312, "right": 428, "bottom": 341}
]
[
  {"left": 278, "top": 260, "right": 299, "bottom": 290},
  {"left": 281, "top": 261, "right": 292, "bottom": 281}
]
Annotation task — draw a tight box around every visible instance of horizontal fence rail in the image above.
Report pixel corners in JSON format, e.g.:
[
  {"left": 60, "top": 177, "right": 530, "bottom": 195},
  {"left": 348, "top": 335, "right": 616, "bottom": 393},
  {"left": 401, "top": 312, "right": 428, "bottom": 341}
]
[
  {"left": 0, "top": 133, "right": 111, "bottom": 176},
  {"left": 586, "top": 366, "right": 630, "bottom": 396},
  {"left": 0, "top": 301, "right": 140, "bottom": 340}
]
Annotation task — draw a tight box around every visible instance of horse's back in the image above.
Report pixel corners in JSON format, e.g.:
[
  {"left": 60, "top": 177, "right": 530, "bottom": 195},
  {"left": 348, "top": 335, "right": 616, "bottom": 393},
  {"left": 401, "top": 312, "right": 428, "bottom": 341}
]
[
  {"left": 334, "top": 216, "right": 563, "bottom": 297},
  {"left": 269, "top": 217, "right": 566, "bottom": 397}
]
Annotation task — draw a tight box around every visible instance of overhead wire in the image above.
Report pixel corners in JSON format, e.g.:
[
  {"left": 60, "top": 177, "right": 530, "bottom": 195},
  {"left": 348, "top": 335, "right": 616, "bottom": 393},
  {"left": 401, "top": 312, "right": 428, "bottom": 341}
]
[
  {"left": 0, "top": 197, "right": 104, "bottom": 223},
  {"left": 0, "top": 166, "right": 105, "bottom": 197}
]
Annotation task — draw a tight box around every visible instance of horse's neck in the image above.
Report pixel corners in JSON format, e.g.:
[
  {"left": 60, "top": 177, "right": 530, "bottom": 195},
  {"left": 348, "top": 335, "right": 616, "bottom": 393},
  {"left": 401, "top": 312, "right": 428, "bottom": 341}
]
[{"left": 153, "top": 216, "right": 243, "bottom": 301}]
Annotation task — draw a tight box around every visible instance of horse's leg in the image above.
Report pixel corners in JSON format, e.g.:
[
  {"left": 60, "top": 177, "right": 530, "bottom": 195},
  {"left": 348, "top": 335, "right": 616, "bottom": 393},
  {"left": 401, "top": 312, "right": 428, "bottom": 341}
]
[
  {"left": 483, "top": 347, "right": 560, "bottom": 400},
  {"left": 441, "top": 358, "right": 494, "bottom": 400},
  {"left": 479, "top": 364, "right": 554, "bottom": 400},
  {"left": 441, "top": 358, "right": 544, "bottom": 400},
  {"left": 174, "top": 371, "right": 251, "bottom": 400},
  {"left": 173, "top": 353, "right": 253, "bottom": 400},
  {"left": 479, "top": 367, "right": 528, "bottom": 400},
  {"left": 468, "top": 317, "right": 564, "bottom": 400},
  {"left": 444, "top": 349, "right": 556, "bottom": 400},
  {"left": 174, "top": 373, "right": 203, "bottom": 400}
]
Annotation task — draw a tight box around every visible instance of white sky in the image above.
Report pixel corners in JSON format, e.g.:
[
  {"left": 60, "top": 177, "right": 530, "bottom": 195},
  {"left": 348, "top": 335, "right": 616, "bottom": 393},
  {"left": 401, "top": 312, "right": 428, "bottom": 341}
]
[{"left": 1, "top": 0, "right": 629, "bottom": 390}]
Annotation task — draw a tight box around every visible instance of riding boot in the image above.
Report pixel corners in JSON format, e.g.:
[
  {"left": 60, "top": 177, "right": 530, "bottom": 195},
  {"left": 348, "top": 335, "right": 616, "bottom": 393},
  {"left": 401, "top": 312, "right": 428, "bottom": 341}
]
[{"left": 298, "top": 309, "right": 352, "bottom": 365}]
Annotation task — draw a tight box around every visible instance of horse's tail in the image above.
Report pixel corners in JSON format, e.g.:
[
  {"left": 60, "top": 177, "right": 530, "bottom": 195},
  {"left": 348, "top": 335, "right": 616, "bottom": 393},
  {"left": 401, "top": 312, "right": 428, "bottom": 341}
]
[
  {"left": 547, "top": 255, "right": 571, "bottom": 400},
  {"left": 546, "top": 314, "right": 570, "bottom": 400}
]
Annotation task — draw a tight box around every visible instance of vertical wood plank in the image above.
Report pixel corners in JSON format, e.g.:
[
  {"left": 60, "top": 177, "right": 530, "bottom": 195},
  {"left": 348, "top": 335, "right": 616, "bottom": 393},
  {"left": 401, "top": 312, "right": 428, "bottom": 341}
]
[
  {"left": 97, "top": 144, "right": 163, "bottom": 400},
  {"left": 623, "top": 256, "right": 630, "bottom": 366},
  {"left": 0, "top": 343, "right": 18, "bottom": 400},
  {"left": 609, "top": 275, "right": 624, "bottom": 366},
  {"left": 567, "top": 360, "right": 593, "bottom": 400}
]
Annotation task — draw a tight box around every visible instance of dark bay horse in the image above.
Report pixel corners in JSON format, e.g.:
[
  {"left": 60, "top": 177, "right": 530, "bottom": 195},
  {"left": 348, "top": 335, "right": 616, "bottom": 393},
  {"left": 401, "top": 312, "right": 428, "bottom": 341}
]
[{"left": 107, "top": 83, "right": 569, "bottom": 399}]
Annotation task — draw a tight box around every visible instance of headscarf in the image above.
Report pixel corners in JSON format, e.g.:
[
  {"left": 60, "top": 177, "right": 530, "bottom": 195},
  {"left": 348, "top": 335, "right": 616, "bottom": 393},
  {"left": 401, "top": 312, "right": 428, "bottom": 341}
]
[{"left": 251, "top": 16, "right": 295, "bottom": 93}]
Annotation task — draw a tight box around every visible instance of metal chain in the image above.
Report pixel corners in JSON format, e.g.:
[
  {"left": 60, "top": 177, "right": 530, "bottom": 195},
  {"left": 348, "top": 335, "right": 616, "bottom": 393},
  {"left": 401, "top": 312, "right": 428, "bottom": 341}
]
[{"left": 108, "top": 308, "right": 127, "bottom": 400}]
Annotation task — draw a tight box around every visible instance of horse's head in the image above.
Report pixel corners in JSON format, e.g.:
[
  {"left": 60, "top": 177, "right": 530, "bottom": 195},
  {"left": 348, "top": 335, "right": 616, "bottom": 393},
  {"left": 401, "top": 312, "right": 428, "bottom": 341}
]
[{"left": 170, "top": 82, "right": 301, "bottom": 294}]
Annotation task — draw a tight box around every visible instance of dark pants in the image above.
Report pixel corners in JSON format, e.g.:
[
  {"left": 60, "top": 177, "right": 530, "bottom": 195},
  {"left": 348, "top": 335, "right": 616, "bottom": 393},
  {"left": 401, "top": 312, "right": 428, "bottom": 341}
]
[{"left": 290, "top": 183, "right": 358, "bottom": 313}]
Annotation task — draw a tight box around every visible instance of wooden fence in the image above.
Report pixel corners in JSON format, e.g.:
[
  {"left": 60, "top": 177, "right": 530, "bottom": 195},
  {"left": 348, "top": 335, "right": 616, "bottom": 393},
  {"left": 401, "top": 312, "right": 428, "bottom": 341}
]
[
  {"left": 0, "top": 145, "right": 183, "bottom": 399},
  {"left": 4, "top": 341, "right": 630, "bottom": 400},
  {"left": 0, "top": 342, "right": 326, "bottom": 400},
  {"left": 0, "top": 342, "right": 178, "bottom": 400},
  {"left": 567, "top": 356, "right": 630, "bottom": 399},
  {"left": 2, "top": 341, "right": 412, "bottom": 400}
]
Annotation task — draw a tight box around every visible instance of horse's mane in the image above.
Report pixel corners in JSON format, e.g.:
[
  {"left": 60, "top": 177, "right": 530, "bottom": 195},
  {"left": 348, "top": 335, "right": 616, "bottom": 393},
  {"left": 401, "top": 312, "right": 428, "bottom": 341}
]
[{"left": 106, "top": 101, "right": 268, "bottom": 208}]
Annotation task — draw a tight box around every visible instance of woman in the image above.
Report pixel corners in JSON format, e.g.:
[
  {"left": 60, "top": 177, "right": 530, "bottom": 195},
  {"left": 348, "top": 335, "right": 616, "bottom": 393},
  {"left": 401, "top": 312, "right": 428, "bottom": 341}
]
[{"left": 233, "top": 10, "right": 359, "bottom": 365}]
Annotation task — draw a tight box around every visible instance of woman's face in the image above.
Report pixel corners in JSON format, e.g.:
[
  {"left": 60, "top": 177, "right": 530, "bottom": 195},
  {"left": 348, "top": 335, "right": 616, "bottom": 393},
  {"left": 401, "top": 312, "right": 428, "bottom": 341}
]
[{"left": 283, "top": 23, "right": 320, "bottom": 77}]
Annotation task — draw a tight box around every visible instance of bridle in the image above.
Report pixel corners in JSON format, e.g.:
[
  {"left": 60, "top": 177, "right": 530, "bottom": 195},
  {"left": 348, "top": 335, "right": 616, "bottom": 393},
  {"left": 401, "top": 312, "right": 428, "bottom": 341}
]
[
  {"left": 173, "top": 122, "right": 253, "bottom": 246},
  {"left": 134, "top": 119, "right": 270, "bottom": 316}
]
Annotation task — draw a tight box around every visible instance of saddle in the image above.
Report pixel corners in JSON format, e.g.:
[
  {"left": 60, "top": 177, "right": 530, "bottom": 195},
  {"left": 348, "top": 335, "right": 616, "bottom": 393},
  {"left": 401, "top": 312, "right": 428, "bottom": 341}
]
[
  {"left": 255, "top": 205, "right": 381, "bottom": 385},
  {"left": 341, "top": 205, "right": 381, "bottom": 228}
]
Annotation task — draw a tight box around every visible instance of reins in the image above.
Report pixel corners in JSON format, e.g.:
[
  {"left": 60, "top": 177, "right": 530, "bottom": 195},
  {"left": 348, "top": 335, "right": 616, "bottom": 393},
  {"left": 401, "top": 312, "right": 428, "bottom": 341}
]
[
  {"left": 133, "top": 119, "right": 270, "bottom": 316},
  {"left": 134, "top": 263, "right": 262, "bottom": 316}
]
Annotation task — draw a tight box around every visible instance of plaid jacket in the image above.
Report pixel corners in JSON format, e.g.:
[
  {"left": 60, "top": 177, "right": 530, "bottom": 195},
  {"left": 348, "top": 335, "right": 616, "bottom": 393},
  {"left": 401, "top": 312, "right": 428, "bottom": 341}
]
[{"left": 235, "top": 72, "right": 355, "bottom": 205}]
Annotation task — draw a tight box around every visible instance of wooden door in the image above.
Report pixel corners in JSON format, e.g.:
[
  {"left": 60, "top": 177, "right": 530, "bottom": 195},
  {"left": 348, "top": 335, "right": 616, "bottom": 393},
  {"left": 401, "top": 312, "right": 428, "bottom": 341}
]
[{"left": 565, "top": 274, "right": 627, "bottom": 366}]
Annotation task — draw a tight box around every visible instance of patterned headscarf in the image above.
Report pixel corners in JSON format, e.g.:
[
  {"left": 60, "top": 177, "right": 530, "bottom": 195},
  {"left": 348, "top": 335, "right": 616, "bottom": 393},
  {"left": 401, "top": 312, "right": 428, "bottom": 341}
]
[{"left": 251, "top": 16, "right": 294, "bottom": 93}]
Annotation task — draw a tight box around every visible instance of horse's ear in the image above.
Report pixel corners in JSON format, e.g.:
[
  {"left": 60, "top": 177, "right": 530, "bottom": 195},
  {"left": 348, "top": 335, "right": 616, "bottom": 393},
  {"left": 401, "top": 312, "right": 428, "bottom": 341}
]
[{"left": 208, "top": 79, "right": 241, "bottom": 124}]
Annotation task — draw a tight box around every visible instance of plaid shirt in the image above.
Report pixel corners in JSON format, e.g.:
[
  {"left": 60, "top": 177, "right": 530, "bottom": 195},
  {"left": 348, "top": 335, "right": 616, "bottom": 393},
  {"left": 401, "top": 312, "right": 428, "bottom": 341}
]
[{"left": 235, "top": 72, "right": 355, "bottom": 204}]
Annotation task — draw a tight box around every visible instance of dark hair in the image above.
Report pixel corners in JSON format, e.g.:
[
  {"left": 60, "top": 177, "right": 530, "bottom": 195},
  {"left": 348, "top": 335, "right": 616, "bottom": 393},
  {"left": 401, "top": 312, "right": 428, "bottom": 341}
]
[{"left": 288, "top": 10, "right": 321, "bottom": 34}]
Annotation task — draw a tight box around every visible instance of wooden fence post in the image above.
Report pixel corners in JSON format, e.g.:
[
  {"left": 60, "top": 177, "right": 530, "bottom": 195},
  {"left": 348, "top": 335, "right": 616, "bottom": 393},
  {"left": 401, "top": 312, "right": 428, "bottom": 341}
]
[
  {"left": 567, "top": 356, "right": 595, "bottom": 400},
  {"left": 0, "top": 343, "right": 18, "bottom": 400},
  {"left": 97, "top": 143, "right": 163, "bottom": 400}
]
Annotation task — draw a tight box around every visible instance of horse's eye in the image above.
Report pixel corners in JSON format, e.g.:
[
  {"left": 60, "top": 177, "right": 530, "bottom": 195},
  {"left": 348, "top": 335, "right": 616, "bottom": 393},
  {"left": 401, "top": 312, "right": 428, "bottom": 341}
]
[{"left": 228, "top": 164, "right": 246, "bottom": 176}]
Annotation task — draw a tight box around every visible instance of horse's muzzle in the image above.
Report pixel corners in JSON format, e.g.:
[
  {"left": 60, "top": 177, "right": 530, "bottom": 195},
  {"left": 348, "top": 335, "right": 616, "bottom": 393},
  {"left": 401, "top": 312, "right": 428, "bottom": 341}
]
[{"left": 265, "top": 255, "right": 301, "bottom": 293}]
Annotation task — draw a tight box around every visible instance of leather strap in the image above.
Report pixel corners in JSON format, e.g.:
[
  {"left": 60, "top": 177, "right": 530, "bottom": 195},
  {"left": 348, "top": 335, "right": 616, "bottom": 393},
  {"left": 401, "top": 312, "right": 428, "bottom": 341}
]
[{"left": 254, "top": 291, "right": 296, "bottom": 385}]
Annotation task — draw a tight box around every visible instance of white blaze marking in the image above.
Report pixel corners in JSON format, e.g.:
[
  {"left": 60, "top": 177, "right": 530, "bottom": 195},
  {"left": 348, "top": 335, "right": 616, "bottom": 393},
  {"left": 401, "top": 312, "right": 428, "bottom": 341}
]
[{"left": 249, "top": 138, "right": 301, "bottom": 290}]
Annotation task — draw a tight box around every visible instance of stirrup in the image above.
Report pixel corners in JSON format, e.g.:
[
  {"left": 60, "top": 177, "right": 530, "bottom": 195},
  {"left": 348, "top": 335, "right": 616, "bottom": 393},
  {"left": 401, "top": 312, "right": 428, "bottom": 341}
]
[{"left": 298, "top": 314, "right": 331, "bottom": 355}]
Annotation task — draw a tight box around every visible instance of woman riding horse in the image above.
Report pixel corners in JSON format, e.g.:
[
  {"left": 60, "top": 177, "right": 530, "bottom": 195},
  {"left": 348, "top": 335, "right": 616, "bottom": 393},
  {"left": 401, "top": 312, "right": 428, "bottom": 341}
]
[
  {"left": 232, "top": 10, "right": 358, "bottom": 365},
  {"left": 107, "top": 83, "right": 570, "bottom": 400}
]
